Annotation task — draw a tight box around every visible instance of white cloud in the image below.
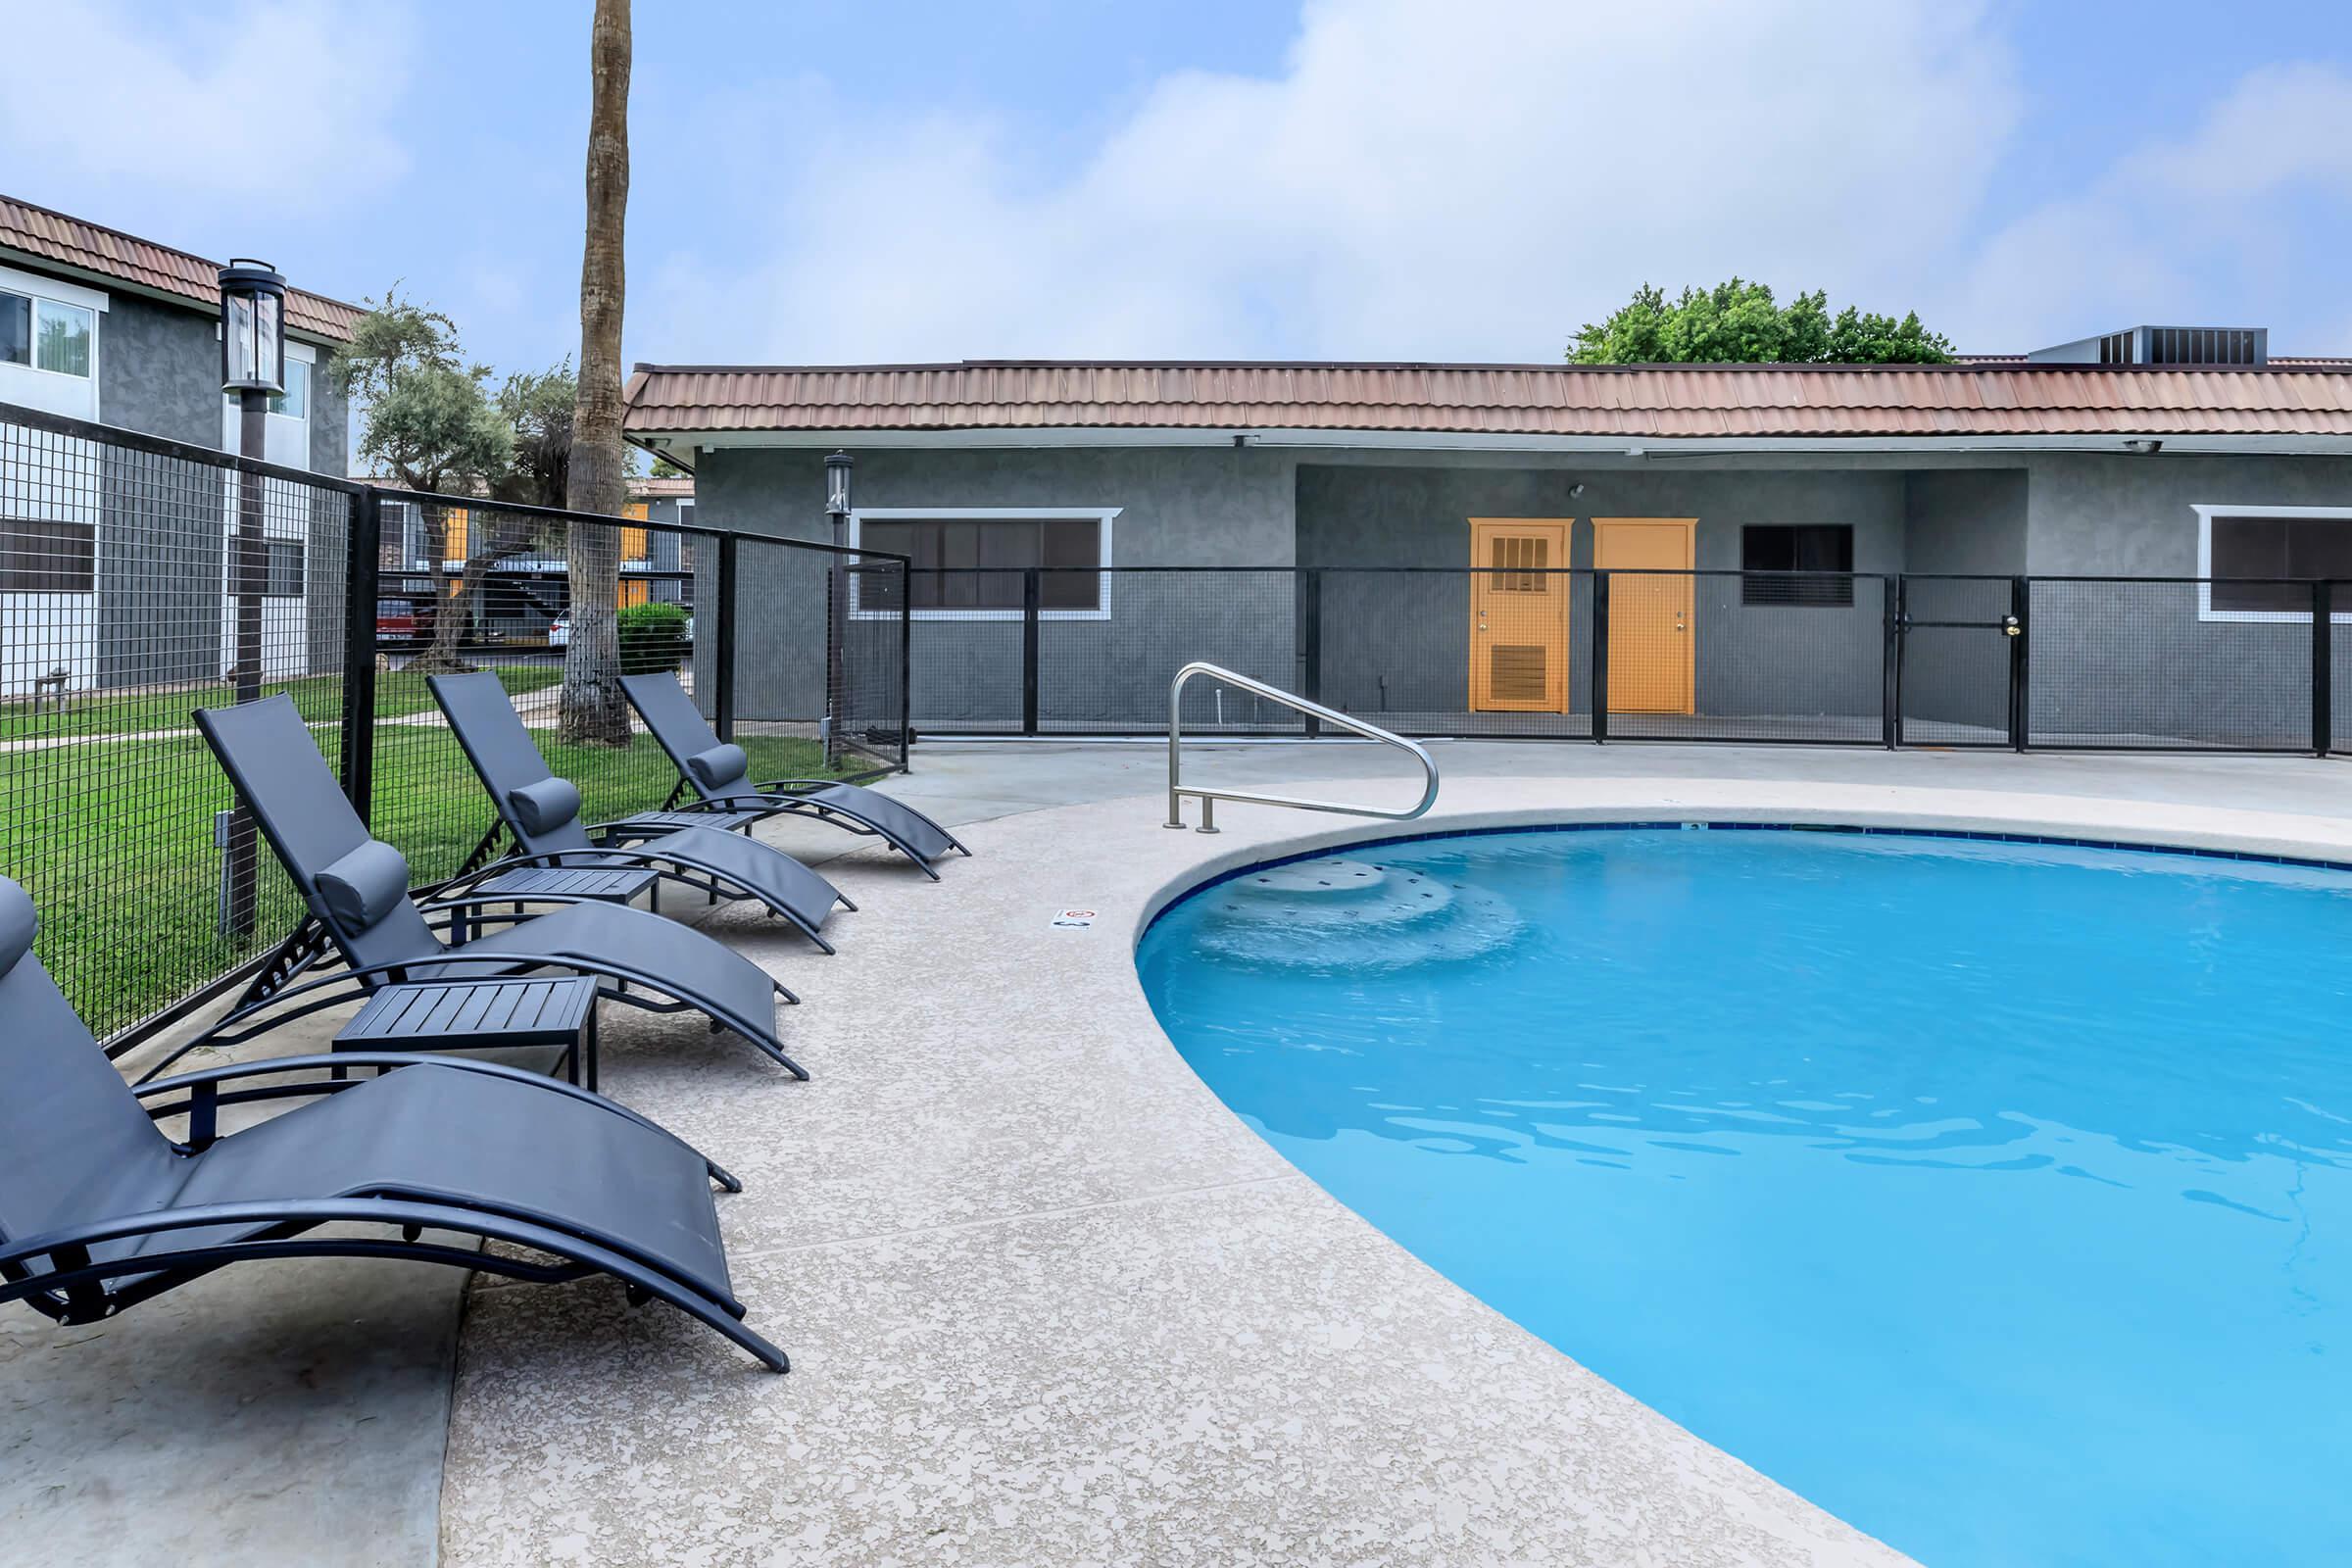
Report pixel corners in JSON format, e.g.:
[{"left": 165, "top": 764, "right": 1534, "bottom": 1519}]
[
  {"left": 0, "top": 1, "right": 415, "bottom": 217},
  {"left": 636, "top": 0, "right": 2022, "bottom": 363},
  {"left": 1949, "top": 63, "right": 2352, "bottom": 348}
]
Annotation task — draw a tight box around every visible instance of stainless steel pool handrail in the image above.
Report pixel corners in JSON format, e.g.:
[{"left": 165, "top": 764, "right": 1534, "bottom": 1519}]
[{"left": 1166, "top": 662, "right": 1441, "bottom": 834}]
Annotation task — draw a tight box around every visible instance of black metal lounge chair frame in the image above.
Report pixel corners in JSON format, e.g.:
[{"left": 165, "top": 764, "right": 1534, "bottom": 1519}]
[
  {"left": 621, "top": 672, "right": 972, "bottom": 880},
  {"left": 180, "top": 695, "right": 806, "bottom": 1083},
  {"left": 0, "top": 1052, "right": 786, "bottom": 1371},
  {"left": 427, "top": 672, "right": 854, "bottom": 954}
]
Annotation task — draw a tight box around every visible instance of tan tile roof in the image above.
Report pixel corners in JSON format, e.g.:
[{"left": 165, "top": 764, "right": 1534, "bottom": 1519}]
[
  {"left": 0, "top": 194, "right": 362, "bottom": 342},
  {"left": 624, "top": 359, "right": 2352, "bottom": 441}
]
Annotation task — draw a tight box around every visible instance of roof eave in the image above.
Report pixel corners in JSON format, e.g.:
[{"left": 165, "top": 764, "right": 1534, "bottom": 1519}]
[{"left": 624, "top": 423, "right": 2352, "bottom": 457}]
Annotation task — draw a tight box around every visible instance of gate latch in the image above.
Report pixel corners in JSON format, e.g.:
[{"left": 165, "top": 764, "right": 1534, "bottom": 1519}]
[{"left": 2001, "top": 615, "right": 2022, "bottom": 637}]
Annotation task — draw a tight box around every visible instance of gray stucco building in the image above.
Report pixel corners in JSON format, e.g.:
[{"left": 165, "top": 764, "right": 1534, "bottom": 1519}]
[
  {"left": 625, "top": 344, "right": 2352, "bottom": 746},
  {"left": 2, "top": 194, "right": 357, "bottom": 697}
]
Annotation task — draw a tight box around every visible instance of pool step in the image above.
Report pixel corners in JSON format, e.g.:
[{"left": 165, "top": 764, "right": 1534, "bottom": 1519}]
[{"left": 1195, "top": 856, "right": 1520, "bottom": 969}]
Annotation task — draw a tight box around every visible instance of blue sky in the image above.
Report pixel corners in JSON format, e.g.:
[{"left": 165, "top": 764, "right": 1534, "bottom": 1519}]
[{"left": 4, "top": 0, "right": 2348, "bottom": 383}]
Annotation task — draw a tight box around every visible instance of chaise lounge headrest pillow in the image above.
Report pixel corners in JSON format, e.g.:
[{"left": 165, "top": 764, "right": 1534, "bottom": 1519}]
[
  {"left": 506, "top": 776, "right": 582, "bottom": 837},
  {"left": 0, "top": 875, "right": 36, "bottom": 981},
  {"left": 315, "top": 840, "right": 414, "bottom": 932},
  {"left": 687, "top": 743, "right": 750, "bottom": 791}
]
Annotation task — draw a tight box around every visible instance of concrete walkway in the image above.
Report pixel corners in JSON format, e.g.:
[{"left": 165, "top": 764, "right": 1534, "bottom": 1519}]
[{"left": 9, "top": 741, "right": 2352, "bottom": 1564}]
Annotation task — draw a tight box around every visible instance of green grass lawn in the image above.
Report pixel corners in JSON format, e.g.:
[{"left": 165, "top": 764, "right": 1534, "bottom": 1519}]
[
  {"left": 0, "top": 664, "right": 563, "bottom": 743},
  {"left": 4, "top": 720, "right": 860, "bottom": 1042}
]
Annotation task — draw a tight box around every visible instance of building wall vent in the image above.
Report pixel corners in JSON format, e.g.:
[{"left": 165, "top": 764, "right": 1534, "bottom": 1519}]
[{"left": 2030, "top": 326, "right": 2269, "bottom": 367}]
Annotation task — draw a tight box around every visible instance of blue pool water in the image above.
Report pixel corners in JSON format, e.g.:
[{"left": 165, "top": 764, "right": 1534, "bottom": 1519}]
[{"left": 1135, "top": 827, "right": 2352, "bottom": 1568}]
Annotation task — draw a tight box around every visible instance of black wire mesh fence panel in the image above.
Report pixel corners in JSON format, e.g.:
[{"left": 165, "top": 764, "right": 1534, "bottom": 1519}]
[
  {"left": 724, "top": 535, "right": 907, "bottom": 777},
  {"left": 896, "top": 567, "right": 1026, "bottom": 733},
  {"left": 368, "top": 496, "right": 703, "bottom": 883},
  {"left": 1319, "top": 568, "right": 1593, "bottom": 739},
  {"left": 1041, "top": 568, "right": 1301, "bottom": 734},
  {"left": 2, "top": 410, "right": 348, "bottom": 1041},
  {"left": 1603, "top": 570, "right": 1887, "bottom": 744},
  {"left": 1896, "top": 575, "right": 2015, "bottom": 746},
  {"left": 2331, "top": 583, "right": 2352, "bottom": 757},
  {"left": 837, "top": 554, "right": 908, "bottom": 768},
  {"left": 2028, "top": 578, "right": 2313, "bottom": 750}
]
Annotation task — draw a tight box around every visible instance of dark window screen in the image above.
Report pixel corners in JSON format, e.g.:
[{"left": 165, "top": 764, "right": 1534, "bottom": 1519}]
[
  {"left": 1741, "top": 524, "right": 1854, "bottom": 606},
  {"left": 2209, "top": 515, "right": 2352, "bottom": 612},
  {"left": 0, "top": 516, "right": 96, "bottom": 592},
  {"left": 265, "top": 539, "right": 307, "bottom": 597},
  {"left": 0, "top": 292, "right": 26, "bottom": 367},
  {"left": 861, "top": 517, "right": 1102, "bottom": 611}
]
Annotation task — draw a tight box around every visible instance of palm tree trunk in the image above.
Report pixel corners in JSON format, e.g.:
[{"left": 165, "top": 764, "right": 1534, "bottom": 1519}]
[{"left": 560, "top": 0, "right": 632, "bottom": 745}]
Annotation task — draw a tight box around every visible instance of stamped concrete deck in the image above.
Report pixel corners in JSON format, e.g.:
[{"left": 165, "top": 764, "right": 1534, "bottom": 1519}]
[{"left": 11, "top": 741, "right": 2352, "bottom": 1564}]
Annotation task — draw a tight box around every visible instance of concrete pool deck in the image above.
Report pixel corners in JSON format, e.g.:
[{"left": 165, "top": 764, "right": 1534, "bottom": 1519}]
[{"left": 12, "top": 741, "right": 2352, "bottom": 1564}]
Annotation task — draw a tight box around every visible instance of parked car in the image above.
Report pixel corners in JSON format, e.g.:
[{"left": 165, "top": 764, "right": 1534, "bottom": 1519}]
[
  {"left": 375, "top": 595, "right": 437, "bottom": 647},
  {"left": 548, "top": 612, "right": 571, "bottom": 648}
]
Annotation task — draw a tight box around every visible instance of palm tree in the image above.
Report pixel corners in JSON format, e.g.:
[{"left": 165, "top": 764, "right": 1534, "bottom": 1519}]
[{"left": 560, "top": 0, "right": 633, "bottom": 744}]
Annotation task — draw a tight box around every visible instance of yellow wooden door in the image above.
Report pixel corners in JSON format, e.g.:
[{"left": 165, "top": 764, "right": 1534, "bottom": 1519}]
[
  {"left": 1468, "top": 518, "right": 1570, "bottom": 711},
  {"left": 1593, "top": 517, "right": 1695, "bottom": 713}
]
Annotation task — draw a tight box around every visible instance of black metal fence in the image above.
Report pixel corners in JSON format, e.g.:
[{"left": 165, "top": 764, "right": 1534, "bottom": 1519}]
[
  {"left": 1, "top": 402, "right": 907, "bottom": 1047},
  {"left": 907, "top": 565, "right": 2351, "bottom": 755},
  {"left": 7, "top": 393, "right": 2346, "bottom": 1046}
]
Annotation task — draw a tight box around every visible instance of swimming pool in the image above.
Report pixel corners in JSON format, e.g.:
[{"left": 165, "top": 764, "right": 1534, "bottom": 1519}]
[{"left": 1136, "top": 825, "right": 2352, "bottom": 1568}]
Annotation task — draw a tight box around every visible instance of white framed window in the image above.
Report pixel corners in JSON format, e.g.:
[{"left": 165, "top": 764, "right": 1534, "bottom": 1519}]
[
  {"left": 850, "top": 507, "right": 1119, "bottom": 620},
  {"left": 2194, "top": 505, "right": 2352, "bottom": 622},
  {"left": 220, "top": 336, "right": 315, "bottom": 467},
  {"left": 0, "top": 264, "right": 106, "bottom": 420}
]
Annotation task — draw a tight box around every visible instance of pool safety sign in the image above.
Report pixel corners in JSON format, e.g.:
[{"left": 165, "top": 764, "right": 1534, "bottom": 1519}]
[{"left": 1051, "top": 907, "right": 1097, "bottom": 929}]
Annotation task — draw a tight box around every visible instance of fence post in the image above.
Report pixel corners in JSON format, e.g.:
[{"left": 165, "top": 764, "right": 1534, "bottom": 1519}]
[
  {"left": 898, "top": 559, "right": 912, "bottom": 769},
  {"left": 2314, "top": 580, "right": 2333, "bottom": 758},
  {"left": 339, "top": 487, "right": 383, "bottom": 818},
  {"left": 1591, "top": 569, "right": 1610, "bottom": 744},
  {"left": 1300, "top": 568, "right": 1323, "bottom": 739},
  {"left": 1883, "top": 575, "right": 1903, "bottom": 750},
  {"left": 1021, "top": 567, "right": 1041, "bottom": 737},
  {"left": 713, "top": 533, "right": 738, "bottom": 743},
  {"left": 2007, "top": 574, "right": 2031, "bottom": 752}
]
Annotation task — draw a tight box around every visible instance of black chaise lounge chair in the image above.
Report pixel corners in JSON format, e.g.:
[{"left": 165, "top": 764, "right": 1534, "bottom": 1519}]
[
  {"left": 428, "top": 672, "right": 852, "bottom": 953},
  {"left": 0, "top": 874, "right": 787, "bottom": 1370},
  {"left": 621, "top": 671, "right": 969, "bottom": 879},
  {"left": 192, "top": 693, "right": 808, "bottom": 1079}
]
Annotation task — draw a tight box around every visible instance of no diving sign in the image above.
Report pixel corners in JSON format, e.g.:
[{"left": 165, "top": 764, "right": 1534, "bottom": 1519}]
[{"left": 1051, "top": 907, "right": 1097, "bottom": 929}]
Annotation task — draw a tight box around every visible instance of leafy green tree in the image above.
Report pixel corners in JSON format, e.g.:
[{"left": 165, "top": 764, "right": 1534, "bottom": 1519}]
[
  {"left": 494, "top": 361, "right": 576, "bottom": 511},
  {"left": 1568, "top": 279, "right": 1953, "bottom": 365},
  {"left": 334, "top": 292, "right": 517, "bottom": 671}
]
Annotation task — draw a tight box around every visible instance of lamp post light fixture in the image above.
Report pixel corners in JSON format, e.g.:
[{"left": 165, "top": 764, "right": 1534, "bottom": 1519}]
[
  {"left": 822, "top": 451, "right": 854, "bottom": 765},
  {"left": 217, "top": 259, "right": 288, "bottom": 941},
  {"left": 219, "top": 259, "right": 288, "bottom": 397}
]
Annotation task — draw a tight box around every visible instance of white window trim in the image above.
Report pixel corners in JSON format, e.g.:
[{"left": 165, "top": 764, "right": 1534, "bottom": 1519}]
[
  {"left": 848, "top": 506, "right": 1120, "bottom": 621},
  {"left": 0, "top": 262, "right": 105, "bottom": 398},
  {"left": 2193, "top": 504, "right": 2352, "bottom": 622}
]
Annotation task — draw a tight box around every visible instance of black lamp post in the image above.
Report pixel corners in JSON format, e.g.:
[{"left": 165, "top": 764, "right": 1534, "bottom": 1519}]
[
  {"left": 823, "top": 451, "right": 854, "bottom": 766},
  {"left": 218, "top": 260, "right": 288, "bottom": 939}
]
